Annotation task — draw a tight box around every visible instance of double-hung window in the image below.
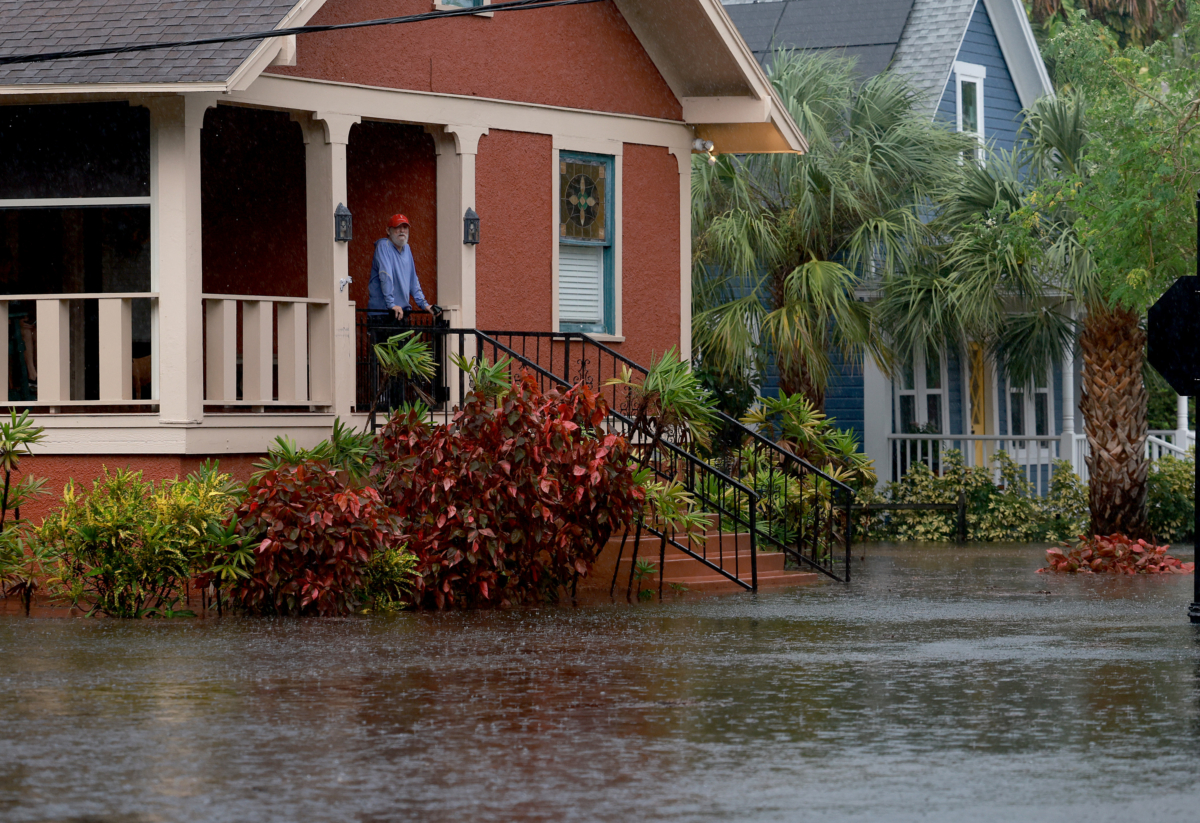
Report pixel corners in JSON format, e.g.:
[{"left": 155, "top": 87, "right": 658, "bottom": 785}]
[
  {"left": 558, "top": 152, "right": 614, "bottom": 335},
  {"left": 954, "top": 61, "right": 986, "bottom": 162},
  {"left": 1008, "top": 370, "right": 1051, "bottom": 448},
  {"left": 896, "top": 348, "right": 947, "bottom": 434}
]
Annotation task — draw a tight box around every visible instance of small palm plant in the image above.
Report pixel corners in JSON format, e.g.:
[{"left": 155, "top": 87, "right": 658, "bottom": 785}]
[
  {"left": 606, "top": 351, "right": 718, "bottom": 600},
  {"left": 374, "top": 330, "right": 438, "bottom": 414},
  {"left": 0, "top": 410, "right": 49, "bottom": 616}
]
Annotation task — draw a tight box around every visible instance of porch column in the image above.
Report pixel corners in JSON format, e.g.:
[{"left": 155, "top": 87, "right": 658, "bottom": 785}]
[
  {"left": 148, "top": 94, "right": 214, "bottom": 425},
  {"left": 430, "top": 125, "right": 487, "bottom": 328},
  {"left": 1176, "top": 394, "right": 1190, "bottom": 448},
  {"left": 300, "top": 112, "right": 360, "bottom": 414},
  {"left": 862, "top": 355, "right": 891, "bottom": 489},
  {"left": 1061, "top": 338, "right": 1076, "bottom": 469}
]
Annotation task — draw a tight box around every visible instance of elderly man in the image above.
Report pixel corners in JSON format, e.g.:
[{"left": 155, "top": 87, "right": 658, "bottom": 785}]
[{"left": 368, "top": 213, "right": 432, "bottom": 320}]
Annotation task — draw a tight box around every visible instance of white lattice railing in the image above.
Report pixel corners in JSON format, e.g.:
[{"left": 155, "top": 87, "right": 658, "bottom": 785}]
[{"left": 202, "top": 294, "right": 332, "bottom": 407}]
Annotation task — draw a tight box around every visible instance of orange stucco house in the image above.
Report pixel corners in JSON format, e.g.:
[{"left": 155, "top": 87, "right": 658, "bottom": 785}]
[{"left": 0, "top": 0, "right": 804, "bottom": 505}]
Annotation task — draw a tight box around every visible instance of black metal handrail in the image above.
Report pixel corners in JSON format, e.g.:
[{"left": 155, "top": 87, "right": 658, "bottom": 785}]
[
  {"left": 481, "top": 331, "right": 855, "bottom": 582},
  {"left": 357, "top": 323, "right": 762, "bottom": 591}
]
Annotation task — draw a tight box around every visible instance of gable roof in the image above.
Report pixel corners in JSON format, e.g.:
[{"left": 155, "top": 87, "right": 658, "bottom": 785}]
[
  {"left": 0, "top": 0, "right": 806, "bottom": 153},
  {"left": 723, "top": 0, "right": 1051, "bottom": 116},
  {"left": 725, "top": 0, "right": 913, "bottom": 78},
  {"left": 0, "top": 0, "right": 324, "bottom": 91}
]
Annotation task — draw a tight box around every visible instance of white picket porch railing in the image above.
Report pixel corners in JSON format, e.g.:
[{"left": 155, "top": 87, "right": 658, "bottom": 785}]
[
  {"left": 1, "top": 293, "right": 159, "bottom": 406},
  {"left": 1074, "top": 430, "right": 1195, "bottom": 483},
  {"left": 888, "top": 433, "right": 1062, "bottom": 496},
  {"left": 202, "top": 294, "right": 333, "bottom": 407}
]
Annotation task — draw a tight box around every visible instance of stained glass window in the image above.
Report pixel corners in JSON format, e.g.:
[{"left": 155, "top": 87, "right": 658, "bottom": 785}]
[
  {"left": 558, "top": 152, "right": 614, "bottom": 335},
  {"left": 560, "top": 159, "right": 607, "bottom": 242}
]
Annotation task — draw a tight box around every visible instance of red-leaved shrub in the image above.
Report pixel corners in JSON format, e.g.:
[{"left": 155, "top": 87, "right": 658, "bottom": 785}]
[
  {"left": 223, "top": 461, "right": 404, "bottom": 615},
  {"left": 1039, "top": 533, "right": 1195, "bottom": 575},
  {"left": 374, "top": 373, "right": 642, "bottom": 609}
]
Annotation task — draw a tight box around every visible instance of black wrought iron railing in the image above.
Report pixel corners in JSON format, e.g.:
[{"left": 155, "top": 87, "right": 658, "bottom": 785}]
[
  {"left": 483, "top": 331, "right": 854, "bottom": 583},
  {"left": 355, "top": 324, "right": 855, "bottom": 587}
]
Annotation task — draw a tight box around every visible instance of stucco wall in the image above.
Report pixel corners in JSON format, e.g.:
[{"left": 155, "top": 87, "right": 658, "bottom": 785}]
[
  {"left": 268, "top": 0, "right": 682, "bottom": 121},
  {"left": 617, "top": 142, "right": 680, "bottom": 367},
  {"left": 475, "top": 129, "right": 553, "bottom": 332},
  {"left": 347, "top": 121, "right": 439, "bottom": 310}
]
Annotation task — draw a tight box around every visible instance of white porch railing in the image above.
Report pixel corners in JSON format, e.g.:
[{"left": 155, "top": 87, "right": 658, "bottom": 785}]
[
  {"left": 1074, "top": 430, "right": 1195, "bottom": 483},
  {"left": 888, "top": 433, "right": 1062, "bottom": 496},
  {"left": 1, "top": 293, "right": 159, "bottom": 406},
  {"left": 202, "top": 294, "right": 332, "bottom": 407}
]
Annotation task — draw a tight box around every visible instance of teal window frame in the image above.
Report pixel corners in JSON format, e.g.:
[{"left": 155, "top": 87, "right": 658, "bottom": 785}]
[{"left": 558, "top": 151, "right": 615, "bottom": 336}]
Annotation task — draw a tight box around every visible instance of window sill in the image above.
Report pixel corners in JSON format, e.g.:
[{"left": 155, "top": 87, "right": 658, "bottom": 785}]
[
  {"left": 432, "top": 1, "right": 493, "bottom": 16},
  {"left": 586, "top": 334, "right": 625, "bottom": 343}
]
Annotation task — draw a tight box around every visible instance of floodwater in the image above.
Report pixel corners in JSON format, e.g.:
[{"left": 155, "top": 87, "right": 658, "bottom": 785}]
[{"left": 2, "top": 543, "right": 1200, "bottom": 823}]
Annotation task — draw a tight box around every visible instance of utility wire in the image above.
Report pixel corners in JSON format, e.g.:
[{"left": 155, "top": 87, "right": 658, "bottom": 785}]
[{"left": 0, "top": 0, "right": 604, "bottom": 67}]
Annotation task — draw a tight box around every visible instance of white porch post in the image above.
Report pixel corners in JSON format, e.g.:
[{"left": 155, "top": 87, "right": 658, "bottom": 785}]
[
  {"left": 430, "top": 125, "right": 486, "bottom": 329},
  {"left": 1176, "top": 394, "right": 1190, "bottom": 448},
  {"left": 148, "top": 94, "right": 214, "bottom": 425},
  {"left": 1061, "top": 338, "right": 1077, "bottom": 470},
  {"left": 300, "top": 112, "right": 359, "bottom": 415},
  {"left": 862, "top": 355, "right": 891, "bottom": 489}
]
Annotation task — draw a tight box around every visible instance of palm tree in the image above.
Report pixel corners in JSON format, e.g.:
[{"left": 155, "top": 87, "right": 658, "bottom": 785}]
[
  {"left": 691, "top": 50, "right": 972, "bottom": 409},
  {"left": 1029, "top": 0, "right": 1185, "bottom": 48},
  {"left": 878, "top": 93, "right": 1152, "bottom": 538}
]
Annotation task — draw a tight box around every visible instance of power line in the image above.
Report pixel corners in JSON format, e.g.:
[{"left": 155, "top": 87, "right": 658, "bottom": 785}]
[{"left": 0, "top": 0, "right": 605, "bottom": 68}]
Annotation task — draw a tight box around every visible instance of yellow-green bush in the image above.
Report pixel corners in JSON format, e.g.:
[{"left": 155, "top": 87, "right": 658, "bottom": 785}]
[
  {"left": 857, "top": 450, "right": 1087, "bottom": 543},
  {"left": 38, "top": 462, "right": 242, "bottom": 617}
]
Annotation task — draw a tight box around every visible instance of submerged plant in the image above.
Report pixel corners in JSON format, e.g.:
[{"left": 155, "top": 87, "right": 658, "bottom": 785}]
[{"left": 1040, "top": 534, "right": 1193, "bottom": 575}]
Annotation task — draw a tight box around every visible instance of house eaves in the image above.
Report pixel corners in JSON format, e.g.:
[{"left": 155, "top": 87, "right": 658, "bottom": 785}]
[
  {"left": 0, "top": 0, "right": 326, "bottom": 96},
  {"left": 615, "top": 0, "right": 807, "bottom": 153}
]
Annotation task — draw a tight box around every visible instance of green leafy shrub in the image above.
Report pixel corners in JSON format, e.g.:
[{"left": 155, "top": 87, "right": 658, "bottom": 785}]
[
  {"left": 39, "top": 464, "right": 241, "bottom": 617},
  {"left": 1147, "top": 448, "right": 1195, "bottom": 544},
  {"left": 857, "top": 451, "right": 1087, "bottom": 543},
  {"left": 374, "top": 371, "right": 642, "bottom": 609},
  {"left": 357, "top": 543, "right": 418, "bottom": 614},
  {"left": 0, "top": 410, "right": 49, "bottom": 614},
  {"left": 742, "top": 392, "right": 876, "bottom": 489},
  {"left": 222, "top": 460, "right": 403, "bottom": 616}
]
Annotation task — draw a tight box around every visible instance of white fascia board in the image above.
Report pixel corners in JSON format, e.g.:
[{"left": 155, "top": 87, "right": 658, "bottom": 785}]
[
  {"left": 0, "top": 82, "right": 227, "bottom": 97},
  {"left": 982, "top": 0, "right": 1055, "bottom": 107},
  {"left": 226, "top": 0, "right": 329, "bottom": 92}
]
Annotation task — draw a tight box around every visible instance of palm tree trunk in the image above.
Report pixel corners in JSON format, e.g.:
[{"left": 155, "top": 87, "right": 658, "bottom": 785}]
[
  {"left": 1079, "top": 305, "right": 1149, "bottom": 538},
  {"left": 777, "top": 357, "right": 825, "bottom": 410}
]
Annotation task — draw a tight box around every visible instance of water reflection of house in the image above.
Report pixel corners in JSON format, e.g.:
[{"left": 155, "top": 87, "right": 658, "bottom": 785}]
[
  {"left": 1, "top": 0, "right": 804, "bottom": 495},
  {"left": 723, "top": 0, "right": 1198, "bottom": 491}
]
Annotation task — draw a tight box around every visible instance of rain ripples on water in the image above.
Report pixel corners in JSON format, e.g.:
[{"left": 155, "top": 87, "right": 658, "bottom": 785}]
[{"left": 1, "top": 542, "right": 1198, "bottom": 822}]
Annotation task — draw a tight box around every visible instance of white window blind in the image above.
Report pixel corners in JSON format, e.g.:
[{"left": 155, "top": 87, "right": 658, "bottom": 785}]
[{"left": 558, "top": 244, "right": 604, "bottom": 326}]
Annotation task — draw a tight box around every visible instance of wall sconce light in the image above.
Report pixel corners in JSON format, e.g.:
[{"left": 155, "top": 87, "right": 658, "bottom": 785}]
[
  {"left": 334, "top": 203, "right": 353, "bottom": 242},
  {"left": 463, "top": 207, "right": 480, "bottom": 245}
]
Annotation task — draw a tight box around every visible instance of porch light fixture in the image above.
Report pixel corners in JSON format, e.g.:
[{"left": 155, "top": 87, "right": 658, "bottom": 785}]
[
  {"left": 334, "top": 203, "right": 353, "bottom": 243},
  {"left": 463, "top": 207, "right": 480, "bottom": 245}
]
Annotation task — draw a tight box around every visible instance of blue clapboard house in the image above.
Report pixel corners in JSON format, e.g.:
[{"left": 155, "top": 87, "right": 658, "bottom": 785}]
[{"left": 722, "top": 0, "right": 1079, "bottom": 491}]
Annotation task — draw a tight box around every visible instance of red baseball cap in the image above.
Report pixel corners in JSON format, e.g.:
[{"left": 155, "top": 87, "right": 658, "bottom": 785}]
[{"left": 387, "top": 214, "right": 410, "bottom": 228}]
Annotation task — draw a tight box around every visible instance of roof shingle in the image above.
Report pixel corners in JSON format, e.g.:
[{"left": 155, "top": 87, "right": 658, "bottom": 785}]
[{"left": 0, "top": 0, "right": 301, "bottom": 86}]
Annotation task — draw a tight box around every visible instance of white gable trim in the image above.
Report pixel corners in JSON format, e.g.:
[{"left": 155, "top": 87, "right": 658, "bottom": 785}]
[
  {"left": 226, "top": 0, "right": 329, "bottom": 92},
  {"left": 982, "top": 0, "right": 1054, "bottom": 106}
]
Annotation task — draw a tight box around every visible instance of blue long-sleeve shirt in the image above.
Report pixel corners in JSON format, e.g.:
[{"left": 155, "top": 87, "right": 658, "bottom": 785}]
[{"left": 368, "top": 239, "right": 430, "bottom": 312}]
